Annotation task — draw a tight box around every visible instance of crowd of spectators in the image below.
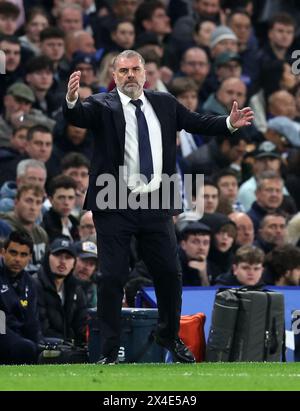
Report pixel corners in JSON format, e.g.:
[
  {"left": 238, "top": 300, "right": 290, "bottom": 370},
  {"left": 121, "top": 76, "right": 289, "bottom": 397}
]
[{"left": 1, "top": 0, "right": 300, "bottom": 364}]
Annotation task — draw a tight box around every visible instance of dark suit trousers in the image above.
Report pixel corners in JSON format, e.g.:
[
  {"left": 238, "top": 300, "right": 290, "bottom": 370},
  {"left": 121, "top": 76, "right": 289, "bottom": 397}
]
[{"left": 92, "top": 209, "right": 182, "bottom": 359}]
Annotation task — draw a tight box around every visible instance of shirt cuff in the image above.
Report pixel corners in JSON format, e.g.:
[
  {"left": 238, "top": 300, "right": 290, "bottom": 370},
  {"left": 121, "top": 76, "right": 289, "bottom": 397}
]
[
  {"left": 66, "top": 95, "right": 78, "bottom": 109},
  {"left": 226, "top": 116, "right": 238, "bottom": 133}
]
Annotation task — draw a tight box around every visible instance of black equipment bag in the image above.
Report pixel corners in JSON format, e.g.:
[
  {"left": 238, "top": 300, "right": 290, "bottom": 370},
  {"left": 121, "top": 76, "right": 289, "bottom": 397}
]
[
  {"left": 38, "top": 338, "right": 88, "bottom": 364},
  {"left": 88, "top": 308, "right": 165, "bottom": 363},
  {"left": 206, "top": 288, "right": 285, "bottom": 362}
]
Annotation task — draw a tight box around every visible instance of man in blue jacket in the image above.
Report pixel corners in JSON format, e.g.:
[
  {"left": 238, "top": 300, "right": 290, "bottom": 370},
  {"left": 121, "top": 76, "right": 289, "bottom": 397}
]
[{"left": 0, "top": 230, "right": 39, "bottom": 364}]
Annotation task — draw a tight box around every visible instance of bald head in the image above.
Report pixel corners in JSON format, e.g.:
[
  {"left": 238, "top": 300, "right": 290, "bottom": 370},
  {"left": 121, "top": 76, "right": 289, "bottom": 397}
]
[
  {"left": 180, "top": 47, "right": 210, "bottom": 85},
  {"left": 268, "top": 90, "right": 296, "bottom": 119},
  {"left": 57, "top": 4, "right": 83, "bottom": 32},
  {"left": 75, "top": 31, "right": 95, "bottom": 53},
  {"left": 217, "top": 77, "right": 247, "bottom": 112},
  {"left": 229, "top": 212, "right": 254, "bottom": 246},
  {"left": 65, "top": 30, "right": 95, "bottom": 60}
]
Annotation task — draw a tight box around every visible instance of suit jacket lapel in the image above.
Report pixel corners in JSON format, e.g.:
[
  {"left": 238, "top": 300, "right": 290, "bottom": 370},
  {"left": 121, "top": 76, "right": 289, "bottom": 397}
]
[{"left": 106, "top": 89, "right": 126, "bottom": 158}]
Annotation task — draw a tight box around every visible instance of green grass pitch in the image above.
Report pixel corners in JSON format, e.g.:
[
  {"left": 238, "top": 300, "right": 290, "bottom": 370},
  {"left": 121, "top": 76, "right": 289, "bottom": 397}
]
[{"left": 0, "top": 362, "right": 300, "bottom": 391}]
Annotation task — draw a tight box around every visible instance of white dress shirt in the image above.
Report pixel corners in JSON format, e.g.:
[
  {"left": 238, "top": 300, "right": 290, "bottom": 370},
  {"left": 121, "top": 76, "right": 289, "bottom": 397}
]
[{"left": 117, "top": 89, "right": 162, "bottom": 193}]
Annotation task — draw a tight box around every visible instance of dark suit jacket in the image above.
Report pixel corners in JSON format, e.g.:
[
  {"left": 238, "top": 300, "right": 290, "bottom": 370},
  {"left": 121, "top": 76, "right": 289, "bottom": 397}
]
[{"left": 62, "top": 89, "right": 231, "bottom": 213}]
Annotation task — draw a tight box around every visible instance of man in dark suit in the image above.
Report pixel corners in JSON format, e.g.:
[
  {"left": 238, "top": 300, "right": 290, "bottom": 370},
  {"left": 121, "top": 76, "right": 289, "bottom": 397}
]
[{"left": 63, "top": 50, "right": 253, "bottom": 364}]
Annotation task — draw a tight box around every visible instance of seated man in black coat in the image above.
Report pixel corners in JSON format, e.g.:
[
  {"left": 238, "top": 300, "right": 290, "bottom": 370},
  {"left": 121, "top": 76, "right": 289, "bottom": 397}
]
[
  {"left": 0, "top": 230, "right": 39, "bottom": 364},
  {"left": 42, "top": 175, "right": 80, "bottom": 242},
  {"left": 254, "top": 212, "right": 287, "bottom": 254},
  {"left": 178, "top": 221, "right": 212, "bottom": 286},
  {"left": 34, "top": 238, "right": 88, "bottom": 348}
]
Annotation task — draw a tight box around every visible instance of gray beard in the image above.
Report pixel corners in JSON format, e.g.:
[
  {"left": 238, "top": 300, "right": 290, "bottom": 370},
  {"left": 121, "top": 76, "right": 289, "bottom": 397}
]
[{"left": 117, "top": 83, "right": 144, "bottom": 100}]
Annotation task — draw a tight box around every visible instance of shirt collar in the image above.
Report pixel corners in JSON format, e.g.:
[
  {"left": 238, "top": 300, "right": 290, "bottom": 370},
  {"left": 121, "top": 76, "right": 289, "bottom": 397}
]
[{"left": 117, "top": 88, "right": 146, "bottom": 106}]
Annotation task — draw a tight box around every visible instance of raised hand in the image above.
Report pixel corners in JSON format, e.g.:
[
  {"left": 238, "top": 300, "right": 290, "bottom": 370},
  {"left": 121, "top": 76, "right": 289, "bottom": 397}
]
[
  {"left": 229, "top": 101, "right": 254, "bottom": 129},
  {"left": 67, "top": 71, "right": 81, "bottom": 102}
]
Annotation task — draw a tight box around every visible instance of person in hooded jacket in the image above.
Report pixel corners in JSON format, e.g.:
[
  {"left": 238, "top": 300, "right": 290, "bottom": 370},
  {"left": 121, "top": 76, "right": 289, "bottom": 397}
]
[
  {"left": 33, "top": 238, "right": 88, "bottom": 347},
  {"left": 200, "top": 212, "right": 237, "bottom": 284}
]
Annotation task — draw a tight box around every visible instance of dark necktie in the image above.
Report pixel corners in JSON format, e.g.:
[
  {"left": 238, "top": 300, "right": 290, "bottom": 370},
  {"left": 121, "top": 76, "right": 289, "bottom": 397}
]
[{"left": 130, "top": 99, "right": 154, "bottom": 183}]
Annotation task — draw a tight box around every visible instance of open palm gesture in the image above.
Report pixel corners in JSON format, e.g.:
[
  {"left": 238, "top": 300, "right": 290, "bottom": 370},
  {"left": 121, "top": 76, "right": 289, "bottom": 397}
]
[{"left": 229, "top": 101, "right": 254, "bottom": 129}]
